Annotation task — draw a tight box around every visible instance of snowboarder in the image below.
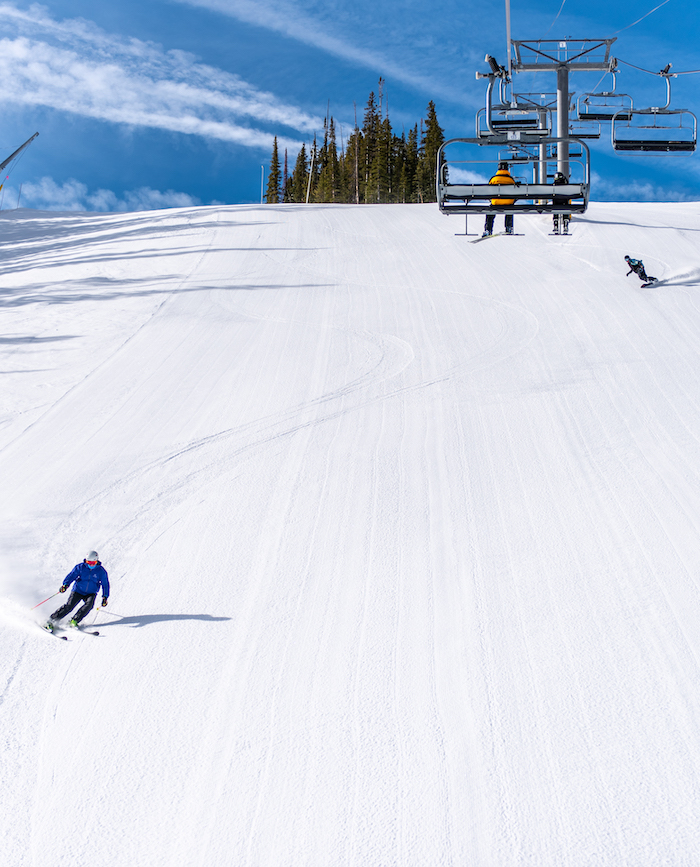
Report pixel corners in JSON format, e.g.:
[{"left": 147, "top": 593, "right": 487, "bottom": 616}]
[
  {"left": 552, "top": 171, "right": 571, "bottom": 235},
  {"left": 483, "top": 162, "right": 516, "bottom": 237},
  {"left": 45, "top": 551, "right": 109, "bottom": 631},
  {"left": 624, "top": 255, "right": 656, "bottom": 284}
]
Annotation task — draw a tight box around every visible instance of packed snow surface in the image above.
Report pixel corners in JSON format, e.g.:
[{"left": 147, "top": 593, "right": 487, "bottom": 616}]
[{"left": 2, "top": 201, "right": 700, "bottom": 866}]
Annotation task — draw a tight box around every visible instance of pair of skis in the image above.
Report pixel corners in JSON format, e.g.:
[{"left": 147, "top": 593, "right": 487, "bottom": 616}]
[
  {"left": 471, "top": 231, "right": 524, "bottom": 244},
  {"left": 42, "top": 622, "right": 99, "bottom": 640}
]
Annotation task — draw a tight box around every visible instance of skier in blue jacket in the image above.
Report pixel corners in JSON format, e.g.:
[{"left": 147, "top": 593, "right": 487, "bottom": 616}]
[{"left": 45, "top": 551, "right": 110, "bottom": 631}]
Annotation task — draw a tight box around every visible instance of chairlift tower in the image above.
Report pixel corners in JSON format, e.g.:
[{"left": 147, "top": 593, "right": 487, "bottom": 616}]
[{"left": 510, "top": 39, "right": 616, "bottom": 178}]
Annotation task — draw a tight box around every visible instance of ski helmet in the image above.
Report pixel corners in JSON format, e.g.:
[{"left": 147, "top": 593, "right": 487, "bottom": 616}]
[{"left": 86, "top": 550, "right": 99, "bottom": 562}]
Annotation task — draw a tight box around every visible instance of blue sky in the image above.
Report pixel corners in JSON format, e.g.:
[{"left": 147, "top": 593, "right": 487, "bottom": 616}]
[{"left": 0, "top": 0, "right": 698, "bottom": 210}]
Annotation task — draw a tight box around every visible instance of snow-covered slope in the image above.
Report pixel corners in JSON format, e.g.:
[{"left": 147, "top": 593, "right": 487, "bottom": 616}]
[{"left": 2, "top": 201, "right": 700, "bottom": 866}]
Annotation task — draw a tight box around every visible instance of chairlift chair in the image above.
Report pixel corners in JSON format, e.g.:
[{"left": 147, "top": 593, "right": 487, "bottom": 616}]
[
  {"left": 569, "top": 119, "right": 602, "bottom": 140},
  {"left": 577, "top": 91, "right": 633, "bottom": 122},
  {"left": 497, "top": 149, "right": 533, "bottom": 164},
  {"left": 612, "top": 107, "right": 697, "bottom": 153},
  {"left": 436, "top": 136, "right": 590, "bottom": 216},
  {"left": 611, "top": 64, "right": 698, "bottom": 154},
  {"left": 476, "top": 105, "right": 551, "bottom": 138},
  {"left": 577, "top": 69, "right": 633, "bottom": 122}
]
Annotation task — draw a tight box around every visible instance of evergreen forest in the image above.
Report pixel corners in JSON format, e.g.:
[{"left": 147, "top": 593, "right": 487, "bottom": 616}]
[{"left": 265, "top": 80, "right": 445, "bottom": 205}]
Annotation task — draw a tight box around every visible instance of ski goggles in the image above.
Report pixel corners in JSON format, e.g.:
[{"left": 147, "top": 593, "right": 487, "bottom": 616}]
[{"left": 86, "top": 560, "right": 98, "bottom": 566}]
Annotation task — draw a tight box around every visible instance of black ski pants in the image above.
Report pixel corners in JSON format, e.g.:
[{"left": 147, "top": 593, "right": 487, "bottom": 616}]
[
  {"left": 484, "top": 212, "right": 513, "bottom": 234},
  {"left": 50, "top": 590, "right": 96, "bottom": 624}
]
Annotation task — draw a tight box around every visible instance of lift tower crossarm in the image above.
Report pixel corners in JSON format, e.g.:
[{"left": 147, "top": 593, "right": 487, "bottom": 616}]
[{"left": 511, "top": 39, "right": 617, "bottom": 72}]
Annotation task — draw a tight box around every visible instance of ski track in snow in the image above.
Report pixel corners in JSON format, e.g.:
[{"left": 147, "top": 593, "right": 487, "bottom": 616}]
[{"left": 2, "top": 202, "right": 700, "bottom": 864}]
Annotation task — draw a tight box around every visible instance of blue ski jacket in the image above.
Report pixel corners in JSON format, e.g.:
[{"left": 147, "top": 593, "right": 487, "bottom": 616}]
[{"left": 63, "top": 561, "right": 110, "bottom": 598}]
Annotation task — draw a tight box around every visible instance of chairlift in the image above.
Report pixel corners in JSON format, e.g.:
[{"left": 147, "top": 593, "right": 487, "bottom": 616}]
[
  {"left": 476, "top": 105, "right": 551, "bottom": 138},
  {"left": 611, "top": 67, "right": 697, "bottom": 153},
  {"left": 612, "top": 109, "right": 697, "bottom": 153},
  {"left": 544, "top": 141, "right": 583, "bottom": 159},
  {"left": 436, "top": 136, "right": 590, "bottom": 216},
  {"left": 569, "top": 119, "right": 602, "bottom": 140},
  {"left": 497, "top": 148, "right": 533, "bottom": 164},
  {"left": 578, "top": 91, "right": 633, "bottom": 122},
  {"left": 577, "top": 71, "right": 632, "bottom": 122}
]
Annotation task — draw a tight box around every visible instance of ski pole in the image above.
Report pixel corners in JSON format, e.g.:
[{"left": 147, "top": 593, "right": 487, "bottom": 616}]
[{"left": 30, "top": 592, "right": 60, "bottom": 610}]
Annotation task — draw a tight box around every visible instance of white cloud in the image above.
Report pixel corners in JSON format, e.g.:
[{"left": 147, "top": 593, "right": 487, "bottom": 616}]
[
  {"left": 0, "top": 2, "right": 323, "bottom": 149},
  {"left": 172, "top": 0, "right": 468, "bottom": 103},
  {"left": 4, "top": 176, "right": 201, "bottom": 212},
  {"left": 590, "top": 170, "right": 698, "bottom": 202},
  {"left": 447, "top": 167, "right": 489, "bottom": 184}
]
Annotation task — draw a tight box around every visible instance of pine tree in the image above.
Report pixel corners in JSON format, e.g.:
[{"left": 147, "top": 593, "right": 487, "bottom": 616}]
[
  {"left": 398, "top": 125, "right": 419, "bottom": 202},
  {"left": 289, "top": 144, "right": 308, "bottom": 203},
  {"left": 282, "top": 148, "right": 290, "bottom": 202},
  {"left": 394, "top": 130, "right": 408, "bottom": 202},
  {"left": 306, "top": 136, "right": 320, "bottom": 202},
  {"left": 336, "top": 121, "right": 350, "bottom": 203},
  {"left": 361, "top": 90, "right": 380, "bottom": 202},
  {"left": 367, "top": 117, "right": 390, "bottom": 202},
  {"left": 416, "top": 102, "right": 444, "bottom": 203},
  {"left": 344, "top": 118, "right": 362, "bottom": 204},
  {"left": 266, "top": 136, "right": 281, "bottom": 203},
  {"left": 317, "top": 117, "right": 341, "bottom": 202},
  {"left": 314, "top": 118, "right": 341, "bottom": 203}
]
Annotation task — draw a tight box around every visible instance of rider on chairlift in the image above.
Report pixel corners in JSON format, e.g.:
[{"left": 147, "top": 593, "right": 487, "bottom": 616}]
[
  {"left": 552, "top": 172, "right": 571, "bottom": 235},
  {"left": 482, "top": 162, "right": 515, "bottom": 237}
]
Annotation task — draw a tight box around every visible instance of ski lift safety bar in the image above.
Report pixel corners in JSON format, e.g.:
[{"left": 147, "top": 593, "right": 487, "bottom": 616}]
[{"left": 437, "top": 136, "right": 590, "bottom": 216}]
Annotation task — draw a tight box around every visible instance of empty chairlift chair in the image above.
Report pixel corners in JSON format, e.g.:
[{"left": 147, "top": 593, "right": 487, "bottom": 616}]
[
  {"left": 568, "top": 119, "right": 602, "bottom": 140},
  {"left": 577, "top": 69, "right": 633, "bottom": 123},
  {"left": 476, "top": 105, "right": 551, "bottom": 139},
  {"left": 577, "top": 90, "right": 633, "bottom": 123},
  {"left": 612, "top": 107, "right": 697, "bottom": 153},
  {"left": 612, "top": 66, "right": 697, "bottom": 154}
]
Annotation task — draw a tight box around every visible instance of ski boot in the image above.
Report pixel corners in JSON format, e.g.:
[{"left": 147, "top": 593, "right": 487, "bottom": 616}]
[
  {"left": 69, "top": 618, "right": 78, "bottom": 628},
  {"left": 44, "top": 620, "right": 55, "bottom": 632}
]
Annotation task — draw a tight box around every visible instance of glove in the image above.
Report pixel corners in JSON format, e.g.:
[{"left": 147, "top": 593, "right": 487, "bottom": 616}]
[
  {"left": 59, "top": 585, "right": 67, "bottom": 593},
  {"left": 102, "top": 597, "right": 108, "bottom": 607}
]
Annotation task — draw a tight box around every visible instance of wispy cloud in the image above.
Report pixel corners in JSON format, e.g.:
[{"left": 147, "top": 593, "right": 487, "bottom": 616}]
[
  {"left": 0, "top": 2, "right": 323, "bottom": 149},
  {"left": 172, "top": 0, "right": 470, "bottom": 103},
  {"left": 2, "top": 176, "right": 202, "bottom": 212},
  {"left": 591, "top": 171, "right": 698, "bottom": 202}
]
